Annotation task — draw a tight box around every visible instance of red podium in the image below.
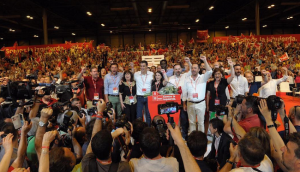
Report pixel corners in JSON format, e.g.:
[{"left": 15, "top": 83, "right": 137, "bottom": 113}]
[{"left": 147, "top": 92, "right": 181, "bottom": 124}]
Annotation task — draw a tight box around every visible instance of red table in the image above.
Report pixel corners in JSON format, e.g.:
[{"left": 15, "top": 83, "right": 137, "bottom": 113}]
[{"left": 147, "top": 93, "right": 181, "bottom": 124}]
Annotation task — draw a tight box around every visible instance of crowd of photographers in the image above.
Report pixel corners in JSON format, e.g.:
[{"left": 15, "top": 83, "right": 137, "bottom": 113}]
[{"left": 0, "top": 40, "right": 300, "bottom": 172}]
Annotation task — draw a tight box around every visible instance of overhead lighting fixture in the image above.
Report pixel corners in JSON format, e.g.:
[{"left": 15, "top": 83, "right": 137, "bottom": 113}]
[
  {"left": 26, "top": 15, "right": 30, "bottom": 18},
  {"left": 299, "top": 24, "right": 300, "bottom": 26},
  {"left": 271, "top": 4, "right": 275, "bottom": 7},
  {"left": 72, "top": 33, "right": 76, "bottom": 36},
  {"left": 225, "top": 26, "right": 229, "bottom": 29},
  {"left": 110, "top": 31, "right": 112, "bottom": 33},
  {"left": 188, "top": 27, "right": 190, "bottom": 29},
  {"left": 149, "top": 29, "right": 151, "bottom": 31},
  {"left": 242, "top": 18, "right": 247, "bottom": 21},
  {"left": 34, "top": 35, "right": 39, "bottom": 38},
  {"left": 290, "top": 16, "right": 293, "bottom": 19},
  {"left": 0, "top": 38, "right": 3, "bottom": 40},
  {"left": 148, "top": 8, "right": 152, "bottom": 13},
  {"left": 209, "top": 6, "right": 214, "bottom": 10},
  {"left": 149, "top": 21, "right": 152, "bottom": 24},
  {"left": 30, "top": 17, "right": 33, "bottom": 19},
  {"left": 263, "top": 25, "right": 267, "bottom": 28},
  {"left": 54, "top": 26, "right": 59, "bottom": 29},
  {"left": 87, "top": 11, "right": 92, "bottom": 16},
  {"left": 195, "top": 19, "right": 199, "bottom": 22},
  {"left": 101, "top": 23, "right": 105, "bottom": 27},
  {"left": 287, "top": 17, "right": 290, "bottom": 19}
]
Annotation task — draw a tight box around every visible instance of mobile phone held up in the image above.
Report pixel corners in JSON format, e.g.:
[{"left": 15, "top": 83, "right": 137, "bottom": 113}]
[{"left": 11, "top": 113, "right": 25, "bottom": 129}]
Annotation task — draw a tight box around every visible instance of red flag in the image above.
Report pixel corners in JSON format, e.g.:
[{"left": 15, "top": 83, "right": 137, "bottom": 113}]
[
  {"left": 67, "top": 56, "right": 72, "bottom": 65},
  {"left": 152, "top": 49, "right": 156, "bottom": 54},
  {"left": 36, "top": 56, "right": 41, "bottom": 64},
  {"left": 58, "top": 61, "right": 61, "bottom": 67},
  {"left": 0, "top": 46, "right": 5, "bottom": 51},
  {"left": 179, "top": 39, "right": 183, "bottom": 45},
  {"left": 216, "top": 56, "right": 219, "bottom": 61},
  {"left": 13, "top": 41, "right": 18, "bottom": 50},
  {"left": 149, "top": 50, "right": 151, "bottom": 56},
  {"left": 179, "top": 44, "right": 185, "bottom": 51},
  {"left": 189, "top": 38, "right": 195, "bottom": 44},
  {"left": 271, "top": 49, "right": 276, "bottom": 56},
  {"left": 241, "top": 33, "right": 245, "bottom": 39},
  {"left": 279, "top": 53, "right": 289, "bottom": 62}
]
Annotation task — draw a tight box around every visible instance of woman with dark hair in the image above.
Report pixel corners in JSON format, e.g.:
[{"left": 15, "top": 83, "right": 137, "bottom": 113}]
[
  {"left": 151, "top": 70, "right": 168, "bottom": 92},
  {"left": 119, "top": 70, "right": 137, "bottom": 122},
  {"left": 206, "top": 59, "right": 235, "bottom": 115}
]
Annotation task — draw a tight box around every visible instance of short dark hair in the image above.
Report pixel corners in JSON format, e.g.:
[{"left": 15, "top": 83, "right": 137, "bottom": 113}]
[
  {"left": 160, "top": 59, "right": 167, "bottom": 65},
  {"left": 245, "top": 96, "right": 259, "bottom": 114},
  {"left": 132, "top": 119, "right": 148, "bottom": 141},
  {"left": 288, "top": 132, "right": 300, "bottom": 159},
  {"left": 187, "top": 131, "right": 207, "bottom": 157},
  {"left": 140, "top": 127, "right": 161, "bottom": 159},
  {"left": 91, "top": 130, "right": 113, "bottom": 160},
  {"left": 1, "top": 122, "right": 18, "bottom": 141},
  {"left": 49, "top": 147, "right": 73, "bottom": 172},
  {"left": 238, "top": 135, "right": 265, "bottom": 166},
  {"left": 140, "top": 60, "right": 148, "bottom": 66},
  {"left": 234, "top": 64, "right": 241, "bottom": 68},
  {"left": 212, "top": 68, "right": 225, "bottom": 78},
  {"left": 122, "top": 70, "right": 134, "bottom": 82},
  {"left": 209, "top": 118, "right": 224, "bottom": 134},
  {"left": 110, "top": 63, "right": 118, "bottom": 68}
]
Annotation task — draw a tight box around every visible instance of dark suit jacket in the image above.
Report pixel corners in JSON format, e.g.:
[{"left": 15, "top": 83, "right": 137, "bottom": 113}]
[{"left": 207, "top": 132, "right": 233, "bottom": 168}]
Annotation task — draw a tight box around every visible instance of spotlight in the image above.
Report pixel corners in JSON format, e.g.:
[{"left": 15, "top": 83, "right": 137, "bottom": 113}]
[
  {"left": 30, "top": 17, "right": 33, "bottom": 19},
  {"left": 188, "top": 27, "right": 190, "bottom": 29},
  {"left": 54, "top": 26, "right": 59, "bottom": 29},
  {"left": 0, "top": 38, "right": 3, "bottom": 40},
  {"left": 263, "top": 25, "right": 267, "bottom": 28},
  {"left": 195, "top": 19, "right": 199, "bottom": 22},
  {"left": 26, "top": 16, "right": 30, "bottom": 18},
  {"left": 87, "top": 12, "right": 92, "bottom": 16},
  {"left": 149, "top": 21, "right": 152, "bottom": 24},
  {"left": 242, "top": 18, "right": 247, "bottom": 21},
  {"left": 72, "top": 33, "right": 76, "bottom": 36},
  {"left": 148, "top": 8, "right": 152, "bottom": 13},
  {"left": 149, "top": 29, "right": 151, "bottom": 31},
  {"left": 271, "top": 4, "right": 275, "bottom": 7},
  {"left": 34, "top": 35, "right": 39, "bottom": 38},
  {"left": 225, "top": 26, "right": 229, "bottom": 29},
  {"left": 101, "top": 23, "right": 105, "bottom": 27},
  {"left": 209, "top": 6, "right": 214, "bottom": 10},
  {"left": 110, "top": 31, "right": 112, "bottom": 33}
]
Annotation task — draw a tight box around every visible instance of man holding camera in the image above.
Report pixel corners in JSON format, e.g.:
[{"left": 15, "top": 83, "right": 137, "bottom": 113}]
[
  {"left": 168, "top": 57, "right": 191, "bottom": 138},
  {"left": 182, "top": 55, "right": 212, "bottom": 132},
  {"left": 77, "top": 66, "right": 104, "bottom": 109},
  {"left": 104, "top": 63, "right": 123, "bottom": 119}
]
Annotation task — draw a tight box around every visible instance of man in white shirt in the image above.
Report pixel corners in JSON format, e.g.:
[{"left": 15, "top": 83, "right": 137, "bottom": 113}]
[
  {"left": 220, "top": 135, "right": 273, "bottom": 172},
  {"left": 168, "top": 57, "right": 191, "bottom": 138},
  {"left": 133, "top": 61, "right": 153, "bottom": 126},
  {"left": 259, "top": 67, "right": 288, "bottom": 98},
  {"left": 230, "top": 64, "right": 249, "bottom": 98},
  {"left": 182, "top": 56, "right": 212, "bottom": 132}
]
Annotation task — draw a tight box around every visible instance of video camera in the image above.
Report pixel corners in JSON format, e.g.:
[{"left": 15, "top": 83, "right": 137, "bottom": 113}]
[
  {"left": 215, "top": 105, "right": 228, "bottom": 116},
  {"left": 58, "top": 110, "right": 76, "bottom": 133},
  {"left": 115, "top": 114, "right": 131, "bottom": 131},
  {"left": 158, "top": 102, "right": 181, "bottom": 115}
]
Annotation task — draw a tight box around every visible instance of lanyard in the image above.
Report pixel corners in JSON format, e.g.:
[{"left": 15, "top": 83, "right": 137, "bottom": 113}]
[
  {"left": 155, "top": 82, "right": 160, "bottom": 91},
  {"left": 127, "top": 81, "right": 133, "bottom": 96},
  {"left": 92, "top": 79, "right": 97, "bottom": 92},
  {"left": 190, "top": 76, "right": 199, "bottom": 92},
  {"left": 110, "top": 73, "right": 118, "bottom": 86},
  {"left": 214, "top": 81, "right": 219, "bottom": 98},
  {"left": 175, "top": 75, "right": 181, "bottom": 87},
  {"left": 96, "top": 158, "right": 112, "bottom": 165},
  {"left": 141, "top": 72, "right": 147, "bottom": 86}
]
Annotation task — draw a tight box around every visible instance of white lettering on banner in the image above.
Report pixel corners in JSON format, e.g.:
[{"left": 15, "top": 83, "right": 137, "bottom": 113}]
[{"left": 152, "top": 95, "right": 177, "bottom": 101}]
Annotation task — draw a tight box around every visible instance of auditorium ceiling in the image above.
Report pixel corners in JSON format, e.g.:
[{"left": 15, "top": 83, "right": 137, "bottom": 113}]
[{"left": 0, "top": 0, "right": 300, "bottom": 39}]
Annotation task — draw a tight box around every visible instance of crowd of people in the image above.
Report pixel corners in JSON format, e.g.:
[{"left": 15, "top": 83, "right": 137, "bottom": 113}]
[{"left": 0, "top": 39, "right": 300, "bottom": 172}]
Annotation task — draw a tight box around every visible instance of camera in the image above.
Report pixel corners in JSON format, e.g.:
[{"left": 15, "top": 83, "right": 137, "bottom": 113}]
[
  {"left": 215, "top": 105, "right": 228, "bottom": 116},
  {"left": 115, "top": 114, "right": 131, "bottom": 131},
  {"left": 58, "top": 110, "right": 76, "bottom": 132},
  {"left": 235, "top": 95, "right": 245, "bottom": 104},
  {"left": 266, "top": 95, "right": 282, "bottom": 112},
  {"left": 87, "top": 107, "right": 97, "bottom": 116},
  {"left": 158, "top": 102, "right": 180, "bottom": 115},
  {"left": 103, "top": 102, "right": 113, "bottom": 118},
  {"left": 152, "top": 115, "right": 167, "bottom": 138}
]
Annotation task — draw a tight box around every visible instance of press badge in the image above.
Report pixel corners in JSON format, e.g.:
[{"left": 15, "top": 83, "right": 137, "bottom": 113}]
[
  {"left": 113, "top": 87, "right": 118, "bottom": 94},
  {"left": 192, "top": 93, "right": 198, "bottom": 98},
  {"left": 215, "top": 98, "right": 220, "bottom": 105},
  {"left": 129, "top": 96, "right": 134, "bottom": 104},
  {"left": 94, "top": 93, "right": 99, "bottom": 100}
]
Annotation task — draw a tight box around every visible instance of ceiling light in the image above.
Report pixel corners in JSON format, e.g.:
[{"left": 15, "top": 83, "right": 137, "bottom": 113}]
[
  {"left": 149, "top": 21, "right": 152, "bottom": 24},
  {"left": 149, "top": 29, "right": 151, "bottom": 31},
  {"left": 225, "top": 26, "right": 229, "bottom": 29},
  {"left": 290, "top": 16, "right": 293, "bottom": 19},
  {"left": 87, "top": 12, "right": 92, "bottom": 16},
  {"left": 263, "top": 25, "right": 267, "bottom": 27},
  {"left": 30, "top": 17, "right": 33, "bottom": 19},
  {"left": 271, "top": 4, "right": 275, "bottom": 7},
  {"left": 101, "top": 23, "right": 105, "bottom": 27},
  {"left": 110, "top": 31, "right": 113, "bottom": 33},
  {"left": 34, "top": 35, "right": 39, "bottom": 38},
  {"left": 148, "top": 8, "right": 152, "bottom": 13},
  {"left": 299, "top": 24, "right": 300, "bottom": 26},
  {"left": 242, "top": 18, "right": 247, "bottom": 21},
  {"left": 209, "top": 6, "right": 214, "bottom": 10},
  {"left": 188, "top": 27, "right": 190, "bottom": 29},
  {"left": 72, "top": 33, "right": 76, "bottom": 36},
  {"left": 12, "top": 30, "right": 15, "bottom": 32},
  {"left": 54, "top": 26, "right": 59, "bottom": 29},
  {"left": 268, "top": 6, "right": 271, "bottom": 8},
  {"left": 26, "top": 16, "right": 30, "bottom": 18},
  {"left": 287, "top": 17, "right": 290, "bottom": 19},
  {"left": 0, "top": 38, "right": 3, "bottom": 40},
  {"left": 195, "top": 19, "right": 199, "bottom": 22}
]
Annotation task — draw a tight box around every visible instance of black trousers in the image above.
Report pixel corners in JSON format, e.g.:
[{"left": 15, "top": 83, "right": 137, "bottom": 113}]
[{"left": 123, "top": 103, "right": 137, "bottom": 123}]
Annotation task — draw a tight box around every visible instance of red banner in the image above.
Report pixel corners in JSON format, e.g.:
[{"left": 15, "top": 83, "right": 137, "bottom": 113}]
[
  {"left": 279, "top": 53, "right": 289, "bottom": 62},
  {"left": 1, "top": 41, "right": 94, "bottom": 56},
  {"left": 213, "top": 34, "right": 300, "bottom": 43},
  {"left": 197, "top": 30, "right": 210, "bottom": 43}
]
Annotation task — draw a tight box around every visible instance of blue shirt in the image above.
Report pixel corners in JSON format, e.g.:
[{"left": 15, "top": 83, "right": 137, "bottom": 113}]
[
  {"left": 166, "top": 69, "right": 174, "bottom": 77},
  {"left": 248, "top": 82, "right": 261, "bottom": 96},
  {"left": 104, "top": 72, "right": 123, "bottom": 95}
]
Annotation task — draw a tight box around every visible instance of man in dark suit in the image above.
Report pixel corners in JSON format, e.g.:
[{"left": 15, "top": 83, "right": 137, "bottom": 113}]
[{"left": 207, "top": 118, "right": 234, "bottom": 169}]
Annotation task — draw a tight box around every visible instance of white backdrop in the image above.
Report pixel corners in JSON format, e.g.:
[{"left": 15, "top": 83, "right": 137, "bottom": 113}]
[{"left": 142, "top": 55, "right": 164, "bottom": 67}]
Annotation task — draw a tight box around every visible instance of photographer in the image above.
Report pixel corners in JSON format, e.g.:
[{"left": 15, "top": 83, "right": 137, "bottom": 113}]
[
  {"left": 258, "top": 99, "right": 299, "bottom": 172},
  {"left": 223, "top": 96, "right": 264, "bottom": 141}
]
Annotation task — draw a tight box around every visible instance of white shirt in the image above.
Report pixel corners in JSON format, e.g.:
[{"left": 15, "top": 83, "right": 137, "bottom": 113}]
[
  {"left": 168, "top": 71, "right": 191, "bottom": 99},
  {"left": 259, "top": 75, "right": 287, "bottom": 98},
  {"left": 287, "top": 76, "right": 294, "bottom": 84},
  {"left": 182, "top": 70, "right": 212, "bottom": 102},
  {"left": 134, "top": 71, "right": 154, "bottom": 95},
  {"left": 230, "top": 155, "right": 273, "bottom": 172},
  {"left": 230, "top": 75, "right": 249, "bottom": 98}
]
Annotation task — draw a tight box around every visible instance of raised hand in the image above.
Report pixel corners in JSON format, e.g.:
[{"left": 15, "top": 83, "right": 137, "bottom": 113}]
[{"left": 40, "top": 108, "right": 53, "bottom": 119}]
